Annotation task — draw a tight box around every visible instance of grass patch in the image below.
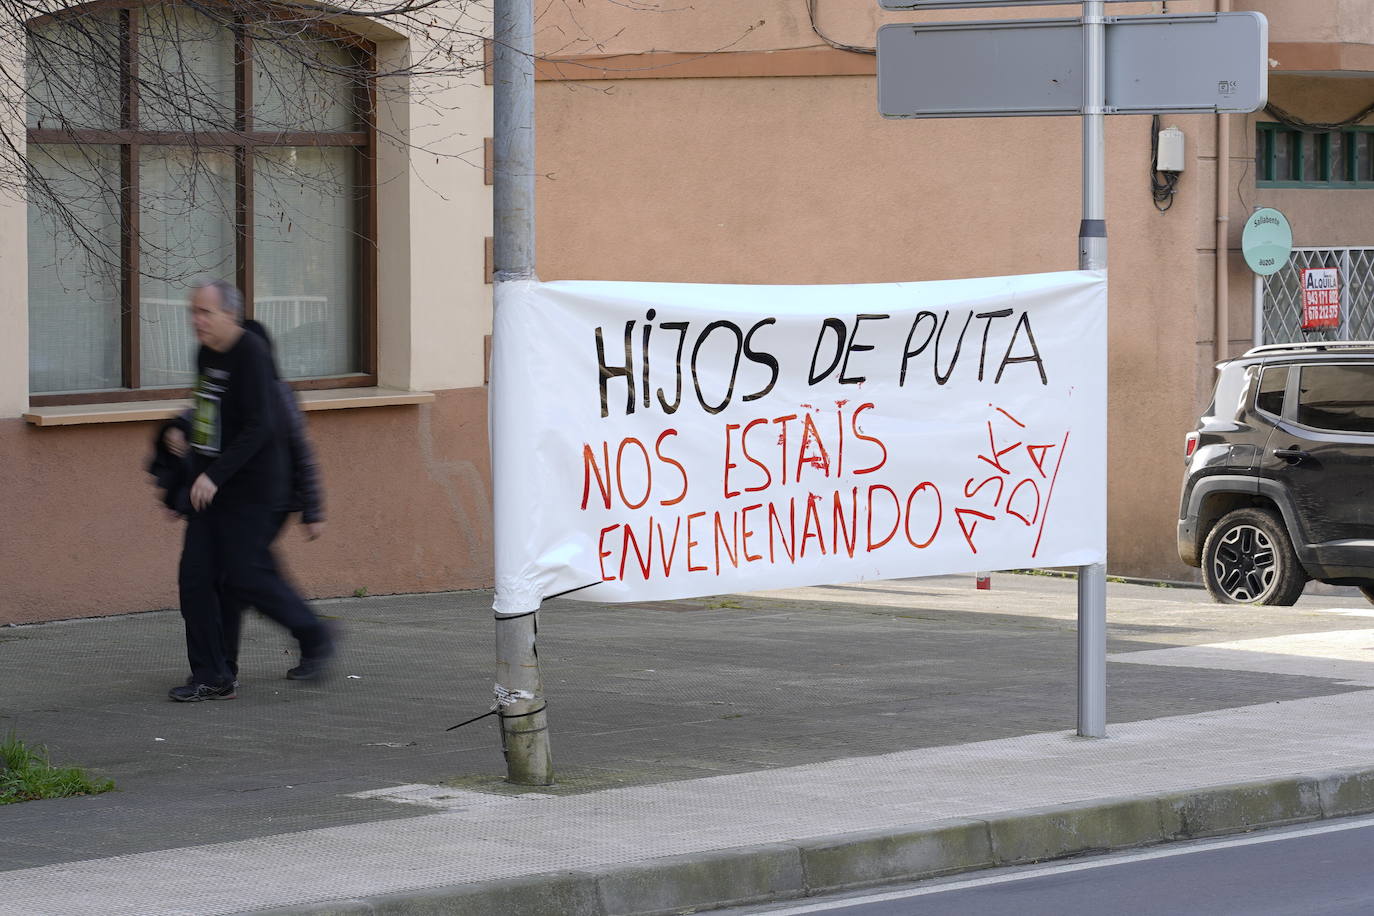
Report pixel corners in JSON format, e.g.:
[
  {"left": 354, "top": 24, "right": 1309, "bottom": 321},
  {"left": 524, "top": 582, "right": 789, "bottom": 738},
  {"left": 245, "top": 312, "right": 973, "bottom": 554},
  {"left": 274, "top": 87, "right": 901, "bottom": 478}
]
[
  {"left": 1007, "top": 567, "right": 1075, "bottom": 578},
  {"left": 1, "top": 733, "right": 113, "bottom": 805}
]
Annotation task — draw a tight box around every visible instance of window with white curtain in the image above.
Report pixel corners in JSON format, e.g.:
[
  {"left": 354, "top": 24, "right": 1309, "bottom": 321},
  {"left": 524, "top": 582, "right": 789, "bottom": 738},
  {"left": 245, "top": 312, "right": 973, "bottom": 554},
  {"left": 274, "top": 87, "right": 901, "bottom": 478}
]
[{"left": 26, "top": 2, "right": 375, "bottom": 401}]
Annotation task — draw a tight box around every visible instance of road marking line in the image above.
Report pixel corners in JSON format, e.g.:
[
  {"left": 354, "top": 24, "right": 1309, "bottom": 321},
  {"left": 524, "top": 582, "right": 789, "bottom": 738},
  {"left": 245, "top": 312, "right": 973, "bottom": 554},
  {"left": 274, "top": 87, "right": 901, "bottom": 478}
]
[
  {"left": 347, "top": 785, "right": 553, "bottom": 808},
  {"left": 761, "top": 815, "right": 1374, "bottom": 914},
  {"left": 1313, "top": 607, "right": 1374, "bottom": 618},
  {"left": 1108, "top": 629, "right": 1374, "bottom": 685}
]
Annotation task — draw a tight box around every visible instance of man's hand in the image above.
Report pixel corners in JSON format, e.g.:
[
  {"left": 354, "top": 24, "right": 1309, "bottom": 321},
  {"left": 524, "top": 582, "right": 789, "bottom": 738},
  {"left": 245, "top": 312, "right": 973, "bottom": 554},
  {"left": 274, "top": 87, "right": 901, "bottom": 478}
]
[
  {"left": 304, "top": 521, "right": 326, "bottom": 541},
  {"left": 190, "top": 473, "right": 218, "bottom": 511},
  {"left": 163, "top": 427, "right": 188, "bottom": 457}
]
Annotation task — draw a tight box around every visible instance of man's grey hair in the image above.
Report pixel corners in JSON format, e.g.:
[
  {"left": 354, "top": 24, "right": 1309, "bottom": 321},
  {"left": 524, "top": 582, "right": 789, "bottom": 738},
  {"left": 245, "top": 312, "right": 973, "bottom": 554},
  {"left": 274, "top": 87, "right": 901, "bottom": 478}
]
[{"left": 191, "top": 277, "right": 244, "bottom": 320}]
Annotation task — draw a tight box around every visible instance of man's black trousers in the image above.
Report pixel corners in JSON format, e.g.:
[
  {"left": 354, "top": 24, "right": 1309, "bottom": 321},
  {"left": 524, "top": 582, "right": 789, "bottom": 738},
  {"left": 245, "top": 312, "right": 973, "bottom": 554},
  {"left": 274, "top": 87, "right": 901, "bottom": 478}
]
[{"left": 178, "top": 502, "right": 330, "bottom": 686}]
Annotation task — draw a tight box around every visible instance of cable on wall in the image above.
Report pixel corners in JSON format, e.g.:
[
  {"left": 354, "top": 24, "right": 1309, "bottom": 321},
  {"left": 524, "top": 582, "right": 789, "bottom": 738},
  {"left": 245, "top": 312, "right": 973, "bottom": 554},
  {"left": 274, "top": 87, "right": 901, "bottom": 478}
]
[
  {"left": 807, "top": 0, "right": 875, "bottom": 54},
  {"left": 1265, "top": 99, "right": 1374, "bottom": 133}
]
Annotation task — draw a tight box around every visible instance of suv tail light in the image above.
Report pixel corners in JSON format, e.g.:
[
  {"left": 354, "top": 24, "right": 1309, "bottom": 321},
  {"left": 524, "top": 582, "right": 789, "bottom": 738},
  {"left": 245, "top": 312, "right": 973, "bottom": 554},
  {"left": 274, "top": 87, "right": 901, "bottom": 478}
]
[{"left": 1184, "top": 432, "right": 1199, "bottom": 459}]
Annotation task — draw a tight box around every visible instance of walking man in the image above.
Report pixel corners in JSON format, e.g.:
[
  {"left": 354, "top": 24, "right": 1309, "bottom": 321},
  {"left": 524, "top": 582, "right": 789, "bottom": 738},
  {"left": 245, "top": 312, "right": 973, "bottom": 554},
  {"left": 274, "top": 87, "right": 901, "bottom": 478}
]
[{"left": 169, "top": 279, "right": 335, "bottom": 702}]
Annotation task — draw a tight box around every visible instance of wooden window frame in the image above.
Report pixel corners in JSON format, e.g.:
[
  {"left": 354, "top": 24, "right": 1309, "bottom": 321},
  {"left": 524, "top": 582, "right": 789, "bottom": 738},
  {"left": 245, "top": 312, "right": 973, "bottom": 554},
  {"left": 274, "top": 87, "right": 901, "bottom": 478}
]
[{"left": 28, "top": 1, "right": 379, "bottom": 407}]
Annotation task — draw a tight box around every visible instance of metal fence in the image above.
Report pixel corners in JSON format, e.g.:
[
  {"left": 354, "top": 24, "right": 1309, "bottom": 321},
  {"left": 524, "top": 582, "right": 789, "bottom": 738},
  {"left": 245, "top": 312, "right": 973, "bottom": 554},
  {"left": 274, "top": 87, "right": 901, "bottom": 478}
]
[{"left": 1259, "top": 247, "right": 1374, "bottom": 345}]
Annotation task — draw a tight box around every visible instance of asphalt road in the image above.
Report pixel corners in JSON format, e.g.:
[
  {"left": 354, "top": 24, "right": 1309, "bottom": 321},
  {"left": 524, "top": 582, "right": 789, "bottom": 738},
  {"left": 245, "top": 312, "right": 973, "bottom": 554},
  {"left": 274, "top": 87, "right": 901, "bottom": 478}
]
[{"left": 718, "top": 815, "right": 1374, "bottom": 916}]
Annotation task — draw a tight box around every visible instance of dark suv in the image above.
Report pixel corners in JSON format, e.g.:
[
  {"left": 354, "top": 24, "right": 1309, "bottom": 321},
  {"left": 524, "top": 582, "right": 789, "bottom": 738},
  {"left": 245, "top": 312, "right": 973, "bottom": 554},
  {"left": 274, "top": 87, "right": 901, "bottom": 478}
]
[{"left": 1178, "top": 342, "right": 1374, "bottom": 605}]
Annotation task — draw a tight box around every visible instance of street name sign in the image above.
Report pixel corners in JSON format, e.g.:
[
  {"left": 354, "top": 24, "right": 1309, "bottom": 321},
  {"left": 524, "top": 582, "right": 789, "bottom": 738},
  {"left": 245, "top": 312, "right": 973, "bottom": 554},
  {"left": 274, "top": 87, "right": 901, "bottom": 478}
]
[
  {"left": 878, "top": 13, "right": 1267, "bottom": 118},
  {"left": 1241, "top": 208, "right": 1292, "bottom": 276}
]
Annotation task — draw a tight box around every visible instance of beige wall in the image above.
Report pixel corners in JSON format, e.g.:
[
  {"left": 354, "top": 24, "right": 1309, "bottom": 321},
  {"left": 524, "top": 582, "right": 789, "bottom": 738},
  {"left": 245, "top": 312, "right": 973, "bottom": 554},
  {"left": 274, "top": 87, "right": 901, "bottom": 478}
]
[
  {"left": 0, "top": 18, "right": 495, "bottom": 419},
  {"left": 0, "top": 40, "right": 24, "bottom": 419},
  {"left": 535, "top": 73, "right": 1214, "bottom": 579},
  {"left": 1244, "top": 0, "right": 1374, "bottom": 46},
  {"left": 532, "top": 0, "right": 1374, "bottom": 59},
  {"left": 375, "top": 39, "right": 493, "bottom": 395},
  {"left": 1238, "top": 75, "right": 1374, "bottom": 249},
  {"left": 0, "top": 180, "right": 25, "bottom": 419},
  {"left": 520, "top": 0, "right": 1373, "bottom": 582},
  {"left": 0, "top": 390, "right": 493, "bottom": 624},
  {"left": 376, "top": 41, "right": 415, "bottom": 392},
  {"left": 13, "top": 0, "right": 1374, "bottom": 623},
  {"left": 538, "top": 76, "right": 1081, "bottom": 284},
  {"left": 2, "top": 14, "right": 496, "bottom": 625},
  {"left": 1220, "top": 74, "right": 1374, "bottom": 349},
  {"left": 527, "top": 0, "right": 1333, "bottom": 593},
  {"left": 394, "top": 71, "right": 492, "bottom": 394},
  {"left": 532, "top": 0, "right": 1197, "bottom": 59}
]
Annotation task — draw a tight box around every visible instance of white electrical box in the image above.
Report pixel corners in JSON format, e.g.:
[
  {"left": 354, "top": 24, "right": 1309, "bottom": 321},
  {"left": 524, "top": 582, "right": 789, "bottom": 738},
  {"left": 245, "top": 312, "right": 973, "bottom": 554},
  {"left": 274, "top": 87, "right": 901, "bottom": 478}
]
[{"left": 1157, "top": 126, "right": 1186, "bottom": 172}]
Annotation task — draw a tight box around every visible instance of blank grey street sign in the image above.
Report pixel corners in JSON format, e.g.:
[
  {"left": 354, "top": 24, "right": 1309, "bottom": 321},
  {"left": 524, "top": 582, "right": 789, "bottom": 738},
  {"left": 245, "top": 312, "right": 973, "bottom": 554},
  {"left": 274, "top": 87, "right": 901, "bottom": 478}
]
[
  {"left": 881, "top": 0, "right": 1136, "bottom": 8},
  {"left": 878, "top": 13, "right": 1268, "bottom": 118}
]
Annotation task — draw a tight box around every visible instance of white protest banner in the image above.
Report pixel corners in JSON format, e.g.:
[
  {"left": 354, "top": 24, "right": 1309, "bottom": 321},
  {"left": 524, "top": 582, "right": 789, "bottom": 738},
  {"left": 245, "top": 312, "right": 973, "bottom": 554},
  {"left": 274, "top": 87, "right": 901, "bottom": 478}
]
[{"left": 490, "top": 272, "right": 1106, "bottom": 615}]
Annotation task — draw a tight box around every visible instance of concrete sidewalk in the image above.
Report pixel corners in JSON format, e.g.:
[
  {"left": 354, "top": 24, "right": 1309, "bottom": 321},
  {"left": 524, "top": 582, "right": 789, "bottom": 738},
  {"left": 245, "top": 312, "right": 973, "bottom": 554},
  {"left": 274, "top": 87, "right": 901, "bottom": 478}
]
[{"left": 4, "top": 575, "right": 1374, "bottom": 914}]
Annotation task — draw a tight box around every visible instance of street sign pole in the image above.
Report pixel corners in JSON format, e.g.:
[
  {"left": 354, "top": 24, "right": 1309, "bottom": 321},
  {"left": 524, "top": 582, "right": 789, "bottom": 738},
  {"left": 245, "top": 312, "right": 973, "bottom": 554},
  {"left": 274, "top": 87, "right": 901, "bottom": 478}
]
[
  {"left": 878, "top": 0, "right": 1266, "bottom": 742},
  {"left": 1076, "top": 0, "right": 1108, "bottom": 739}
]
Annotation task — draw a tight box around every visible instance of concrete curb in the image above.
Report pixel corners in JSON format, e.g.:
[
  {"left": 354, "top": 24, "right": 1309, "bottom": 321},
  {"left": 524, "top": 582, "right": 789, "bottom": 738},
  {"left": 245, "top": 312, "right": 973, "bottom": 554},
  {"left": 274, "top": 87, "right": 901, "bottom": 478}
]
[{"left": 254, "top": 766, "right": 1374, "bottom": 916}]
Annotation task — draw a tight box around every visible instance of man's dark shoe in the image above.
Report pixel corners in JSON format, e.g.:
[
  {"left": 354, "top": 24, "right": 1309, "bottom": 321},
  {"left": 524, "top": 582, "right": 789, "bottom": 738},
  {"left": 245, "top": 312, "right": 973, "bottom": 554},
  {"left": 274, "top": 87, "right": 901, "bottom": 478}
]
[
  {"left": 169, "top": 682, "right": 237, "bottom": 702},
  {"left": 286, "top": 656, "right": 330, "bottom": 681},
  {"left": 185, "top": 675, "right": 239, "bottom": 689},
  {"left": 288, "top": 621, "right": 338, "bottom": 681}
]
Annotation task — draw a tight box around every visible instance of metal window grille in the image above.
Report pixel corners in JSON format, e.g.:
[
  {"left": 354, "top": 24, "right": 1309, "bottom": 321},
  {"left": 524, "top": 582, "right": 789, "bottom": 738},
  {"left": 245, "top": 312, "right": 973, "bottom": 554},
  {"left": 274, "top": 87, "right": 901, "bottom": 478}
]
[{"left": 1259, "top": 247, "right": 1374, "bottom": 345}]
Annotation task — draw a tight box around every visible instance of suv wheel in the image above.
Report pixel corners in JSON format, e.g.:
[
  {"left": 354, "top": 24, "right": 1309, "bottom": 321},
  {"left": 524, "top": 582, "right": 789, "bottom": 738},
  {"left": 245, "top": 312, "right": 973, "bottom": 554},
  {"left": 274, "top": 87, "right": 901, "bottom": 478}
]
[
  {"left": 1202, "top": 508, "right": 1307, "bottom": 606},
  {"left": 1359, "top": 585, "right": 1374, "bottom": 607}
]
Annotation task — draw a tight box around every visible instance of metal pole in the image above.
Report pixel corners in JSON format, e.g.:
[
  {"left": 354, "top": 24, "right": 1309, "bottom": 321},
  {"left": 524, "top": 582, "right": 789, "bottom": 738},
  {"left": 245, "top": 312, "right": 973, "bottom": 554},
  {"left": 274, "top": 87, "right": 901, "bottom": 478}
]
[
  {"left": 1079, "top": 2, "right": 1107, "bottom": 273},
  {"left": 492, "top": 0, "right": 553, "bottom": 785},
  {"left": 494, "top": 0, "right": 536, "bottom": 281},
  {"left": 1215, "top": 111, "right": 1231, "bottom": 364},
  {"left": 1076, "top": 0, "right": 1108, "bottom": 739},
  {"left": 494, "top": 613, "right": 552, "bottom": 784},
  {"left": 1341, "top": 249, "right": 1353, "bottom": 341}
]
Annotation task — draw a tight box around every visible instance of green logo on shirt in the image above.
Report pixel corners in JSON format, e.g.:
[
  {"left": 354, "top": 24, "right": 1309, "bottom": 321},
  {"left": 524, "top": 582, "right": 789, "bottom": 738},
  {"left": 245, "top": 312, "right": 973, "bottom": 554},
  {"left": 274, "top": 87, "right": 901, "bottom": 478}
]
[{"left": 191, "top": 373, "right": 223, "bottom": 455}]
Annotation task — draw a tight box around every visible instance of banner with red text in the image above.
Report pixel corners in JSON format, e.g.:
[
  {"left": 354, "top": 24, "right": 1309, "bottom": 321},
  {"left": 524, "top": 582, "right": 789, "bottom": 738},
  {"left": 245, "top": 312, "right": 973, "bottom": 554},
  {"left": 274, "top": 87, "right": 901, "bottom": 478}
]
[{"left": 490, "top": 272, "right": 1106, "bottom": 615}]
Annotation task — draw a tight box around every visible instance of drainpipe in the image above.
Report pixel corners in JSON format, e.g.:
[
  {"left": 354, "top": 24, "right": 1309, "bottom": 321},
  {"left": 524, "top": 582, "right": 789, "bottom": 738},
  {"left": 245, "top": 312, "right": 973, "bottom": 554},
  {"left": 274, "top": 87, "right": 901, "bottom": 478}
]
[{"left": 1214, "top": 0, "right": 1232, "bottom": 364}]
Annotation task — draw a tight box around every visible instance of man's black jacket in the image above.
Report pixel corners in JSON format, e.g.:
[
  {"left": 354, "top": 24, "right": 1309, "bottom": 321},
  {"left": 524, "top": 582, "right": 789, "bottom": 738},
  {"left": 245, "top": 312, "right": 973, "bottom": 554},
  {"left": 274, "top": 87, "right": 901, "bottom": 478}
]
[{"left": 148, "top": 321, "right": 324, "bottom": 522}]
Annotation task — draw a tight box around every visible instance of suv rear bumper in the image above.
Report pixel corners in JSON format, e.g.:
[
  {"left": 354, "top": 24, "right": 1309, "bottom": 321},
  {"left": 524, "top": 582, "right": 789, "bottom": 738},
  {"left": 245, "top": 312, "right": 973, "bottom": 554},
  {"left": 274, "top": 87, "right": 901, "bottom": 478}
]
[
  {"left": 1176, "top": 474, "right": 1261, "bottom": 569},
  {"left": 1177, "top": 518, "right": 1200, "bottom": 568}
]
